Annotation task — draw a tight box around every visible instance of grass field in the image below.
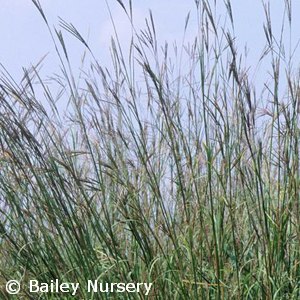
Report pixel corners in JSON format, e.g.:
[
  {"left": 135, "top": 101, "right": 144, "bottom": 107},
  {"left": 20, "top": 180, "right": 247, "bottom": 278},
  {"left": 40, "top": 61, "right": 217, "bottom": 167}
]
[{"left": 1, "top": 0, "right": 300, "bottom": 299}]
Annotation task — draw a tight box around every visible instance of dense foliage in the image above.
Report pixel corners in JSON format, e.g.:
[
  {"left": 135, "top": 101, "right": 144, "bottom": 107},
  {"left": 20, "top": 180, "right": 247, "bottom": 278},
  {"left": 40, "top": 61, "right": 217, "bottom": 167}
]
[{"left": 1, "top": 0, "right": 300, "bottom": 299}]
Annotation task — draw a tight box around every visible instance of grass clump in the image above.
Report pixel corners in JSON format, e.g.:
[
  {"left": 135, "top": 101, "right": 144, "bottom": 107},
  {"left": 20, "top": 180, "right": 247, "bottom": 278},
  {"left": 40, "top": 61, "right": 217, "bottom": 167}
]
[{"left": 1, "top": 0, "right": 300, "bottom": 299}]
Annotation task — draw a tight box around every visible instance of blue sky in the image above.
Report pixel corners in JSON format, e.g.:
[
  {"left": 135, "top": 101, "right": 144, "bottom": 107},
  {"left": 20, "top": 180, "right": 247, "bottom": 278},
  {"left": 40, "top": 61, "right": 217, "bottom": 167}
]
[{"left": 1, "top": 0, "right": 300, "bottom": 83}]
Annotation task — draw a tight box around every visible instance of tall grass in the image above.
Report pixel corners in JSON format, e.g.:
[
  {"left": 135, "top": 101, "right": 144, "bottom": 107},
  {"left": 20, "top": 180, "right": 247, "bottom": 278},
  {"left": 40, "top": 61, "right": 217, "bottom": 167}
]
[{"left": 1, "top": 0, "right": 300, "bottom": 299}]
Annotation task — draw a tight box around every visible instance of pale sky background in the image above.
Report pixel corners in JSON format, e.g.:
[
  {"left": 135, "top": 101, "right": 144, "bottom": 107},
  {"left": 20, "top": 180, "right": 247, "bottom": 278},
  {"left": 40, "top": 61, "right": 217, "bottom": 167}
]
[{"left": 1, "top": 0, "right": 300, "bottom": 85}]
